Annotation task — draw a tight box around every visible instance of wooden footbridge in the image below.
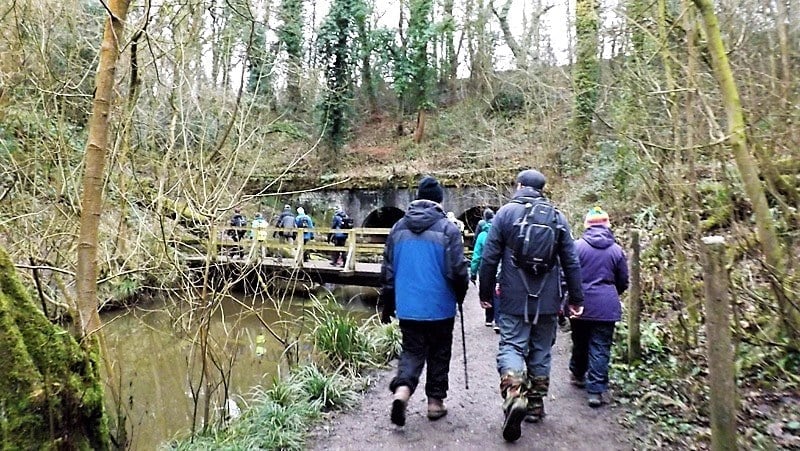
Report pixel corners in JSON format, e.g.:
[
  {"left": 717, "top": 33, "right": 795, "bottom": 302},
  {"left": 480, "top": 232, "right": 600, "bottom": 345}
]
[
  {"left": 183, "top": 226, "right": 392, "bottom": 287},
  {"left": 183, "top": 225, "right": 474, "bottom": 288}
]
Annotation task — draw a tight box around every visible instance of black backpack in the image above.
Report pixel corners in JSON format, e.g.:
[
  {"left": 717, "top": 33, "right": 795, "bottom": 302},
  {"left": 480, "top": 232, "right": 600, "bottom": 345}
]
[
  {"left": 342, "top": 216, "right": 354, "bottom": 229},
  {"left": 509, "top": 197, "right": 559, "bottom": 276},
  {"left": 298, "top": 216, "right": 311, "bottom": 228},
  {"left": 231, "top": 214, "right": 246, "bottom": 228}
]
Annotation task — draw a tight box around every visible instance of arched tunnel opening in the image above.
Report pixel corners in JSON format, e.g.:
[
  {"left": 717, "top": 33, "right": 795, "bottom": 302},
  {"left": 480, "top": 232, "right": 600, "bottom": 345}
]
[
  {"left": 460, "top": 205, "right": 500, "bottom": 232},
  {"left": 363, "top": 206, "right": 406, "bottom": 228}
]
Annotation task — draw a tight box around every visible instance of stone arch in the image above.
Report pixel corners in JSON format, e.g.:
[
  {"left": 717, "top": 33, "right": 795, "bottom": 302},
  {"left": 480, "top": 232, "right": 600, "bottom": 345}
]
[
  {"left": 461, "top": 205, "right": 500, "bottom": 234},
  {"left": 363, "top": 206, "right": 405, "bottom": 229}
]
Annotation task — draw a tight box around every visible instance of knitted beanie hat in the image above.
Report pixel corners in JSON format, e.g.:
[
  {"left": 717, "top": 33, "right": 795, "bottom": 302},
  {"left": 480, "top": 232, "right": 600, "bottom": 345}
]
[
  {"left": 584, "top": 206, "right": 610, "bottom": 228},
  {"left": 416, "top": 176, "right": 444, "bottom": 203}
]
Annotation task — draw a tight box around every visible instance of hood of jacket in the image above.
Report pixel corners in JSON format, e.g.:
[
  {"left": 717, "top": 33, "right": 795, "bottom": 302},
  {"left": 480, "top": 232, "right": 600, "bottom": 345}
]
[
  {"left": 582, "top": 226, "right": 615, "bottom": 249},
  {"left": 405, "top": 199, "right": 446, "bottom": 234}
]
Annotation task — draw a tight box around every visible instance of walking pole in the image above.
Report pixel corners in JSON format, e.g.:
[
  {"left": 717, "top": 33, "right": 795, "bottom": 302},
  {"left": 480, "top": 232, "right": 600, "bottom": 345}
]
[{"left": 458, "top": 303, "right": 469, "bottom": 390}]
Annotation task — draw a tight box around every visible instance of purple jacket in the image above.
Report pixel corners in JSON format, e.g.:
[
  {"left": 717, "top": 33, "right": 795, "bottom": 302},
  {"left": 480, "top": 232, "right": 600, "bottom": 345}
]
[{"left": 574, "top": 226, "right": 629, "bottom": 322}]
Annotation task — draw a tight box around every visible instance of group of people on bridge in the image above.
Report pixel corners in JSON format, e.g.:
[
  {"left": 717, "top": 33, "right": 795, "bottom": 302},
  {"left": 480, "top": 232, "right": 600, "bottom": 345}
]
[
  {"left": 378, "top": 170, "right": 629, "bottom": 443},
  {"left": 226, "top": 204, "right": 353, "bottom": 266}
]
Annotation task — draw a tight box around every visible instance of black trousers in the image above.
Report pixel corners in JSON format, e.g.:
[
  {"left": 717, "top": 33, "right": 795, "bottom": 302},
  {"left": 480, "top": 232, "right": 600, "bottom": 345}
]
[{"left": 390, "top": 318, "right": 455, "bottom": 400}]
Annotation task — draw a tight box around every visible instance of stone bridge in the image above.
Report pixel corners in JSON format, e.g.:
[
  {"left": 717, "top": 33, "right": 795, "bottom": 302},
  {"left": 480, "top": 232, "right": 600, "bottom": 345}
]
[
  {"left": 251, "top": 169, "right": 525, "bottom": 232},
  {"left": 293, "top": 185, "right": 508, "bottom": 232}
]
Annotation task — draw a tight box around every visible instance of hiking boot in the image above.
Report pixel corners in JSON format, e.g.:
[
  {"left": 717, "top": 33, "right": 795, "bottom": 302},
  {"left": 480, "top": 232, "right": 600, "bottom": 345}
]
[
  {"left": 391, "top": 386, "right": 411, "bottom": 426},
  {"left": 524, "top": 396, "right": 545, "bottom": 423},
  {"left": 500, "top": 373, "right": 527, "bottom": 442},
  {"left": 502, "top": 395, "right": 527, "bottom": 441},
  {"left": 587, "top": 392, "right": 602, "bottom": 408},
  {"left": 427, "top": 397, "right": 447, "bottom": 420},
  {"left": 570, "top": 373, "right": 586, "bottom": 388}
]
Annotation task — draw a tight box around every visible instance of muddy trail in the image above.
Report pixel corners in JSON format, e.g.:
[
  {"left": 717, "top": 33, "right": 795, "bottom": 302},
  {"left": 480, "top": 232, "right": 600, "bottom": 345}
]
[{"left": 309, "top": 288, "right": 633, "bottom": 450}]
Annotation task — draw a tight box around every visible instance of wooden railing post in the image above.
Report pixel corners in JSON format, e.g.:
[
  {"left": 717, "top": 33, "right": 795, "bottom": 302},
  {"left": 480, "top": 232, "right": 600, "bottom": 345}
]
[
  {"left": 701, "top": 236, "right": 737, "bottom": 451},
  {"left": 343, "top": 229, "right": 357, "bottom": 272},
  {"left": 294, "top": 232, "right": 304, "bottom": 268},
  {"left": 628, "top": 229, "right": 642, "bottom": 363}
]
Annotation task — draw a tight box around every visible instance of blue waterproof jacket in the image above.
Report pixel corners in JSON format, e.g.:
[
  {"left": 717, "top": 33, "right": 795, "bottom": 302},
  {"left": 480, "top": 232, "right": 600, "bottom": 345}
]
[
  {"left": 574, "top": 226, "right": 629, "bottom": 322},
  {"left": 295, "top": 214, "right": 315, "bottom": 240},
  {"left": 381, "top": 200, "right": 469, "bottom": 321},
  {"left": 478, "top": 187, "right": 584, "bottom": 318},
  {"left": 330, "top": 212, "right": 347, "bottom": 239}
]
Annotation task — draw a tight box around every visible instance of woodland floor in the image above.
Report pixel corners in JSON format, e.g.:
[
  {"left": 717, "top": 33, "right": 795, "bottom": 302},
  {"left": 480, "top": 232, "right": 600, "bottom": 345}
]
[{"left": 308, "top": 287, "right": 633, "bottom": 450}]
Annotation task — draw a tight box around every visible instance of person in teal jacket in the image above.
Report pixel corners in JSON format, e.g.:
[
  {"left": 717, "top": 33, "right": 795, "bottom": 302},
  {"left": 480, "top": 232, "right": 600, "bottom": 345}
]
[{"left": 470, "top": 208, "right": 495, "bottom": 328}]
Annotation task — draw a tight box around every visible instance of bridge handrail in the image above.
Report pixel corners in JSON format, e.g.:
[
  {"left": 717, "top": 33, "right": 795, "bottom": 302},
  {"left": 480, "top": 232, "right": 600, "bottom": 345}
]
[{"left": 206, "top": 225, "right": 392, "bottom": 271}]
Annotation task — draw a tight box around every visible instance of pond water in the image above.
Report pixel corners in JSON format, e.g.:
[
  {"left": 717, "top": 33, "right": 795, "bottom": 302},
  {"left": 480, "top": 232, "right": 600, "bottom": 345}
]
[{"left": 102, "top": 287, "right": 377, "bottom": 450}]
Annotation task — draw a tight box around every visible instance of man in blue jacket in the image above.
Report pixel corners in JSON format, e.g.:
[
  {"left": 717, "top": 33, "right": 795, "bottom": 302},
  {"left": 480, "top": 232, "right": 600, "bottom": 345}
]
[
  {"left": 478, "top": 169, "right": 584, "bottom": 442},
  {"left": 380, "top": 176, "right": 469, "bottom": 427}
]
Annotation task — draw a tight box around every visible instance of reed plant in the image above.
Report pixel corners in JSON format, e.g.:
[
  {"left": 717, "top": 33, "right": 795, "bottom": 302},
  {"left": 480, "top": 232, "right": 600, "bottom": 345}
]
[{"left": 168, "top": 296, "right": 401, "bottom": 449}]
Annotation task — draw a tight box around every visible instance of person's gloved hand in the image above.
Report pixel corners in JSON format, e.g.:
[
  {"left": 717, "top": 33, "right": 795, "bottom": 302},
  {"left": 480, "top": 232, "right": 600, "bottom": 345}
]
[
  {"left": 454, "top": 280, "right": 468, "bottom": 306},
  {"left": 380, "top": 288, "right": 395, "bottom": 324}
]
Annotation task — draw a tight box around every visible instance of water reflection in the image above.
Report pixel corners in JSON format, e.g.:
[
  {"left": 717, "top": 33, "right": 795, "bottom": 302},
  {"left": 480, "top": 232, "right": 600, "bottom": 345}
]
[{"left": 102, "top": 287, "right": 376, "bottom": 450}]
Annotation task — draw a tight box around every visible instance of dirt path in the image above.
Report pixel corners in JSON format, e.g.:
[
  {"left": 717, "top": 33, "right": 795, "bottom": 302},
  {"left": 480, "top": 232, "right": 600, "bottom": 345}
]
[{"left": 309, "top": 288, "right": 633, "bottom": 450}]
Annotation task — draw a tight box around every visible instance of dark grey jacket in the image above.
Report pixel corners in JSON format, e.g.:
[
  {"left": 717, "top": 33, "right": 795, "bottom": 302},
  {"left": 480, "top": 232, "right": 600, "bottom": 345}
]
[{"left": 478, "top": 187, "right": 584, "bottom": 318}]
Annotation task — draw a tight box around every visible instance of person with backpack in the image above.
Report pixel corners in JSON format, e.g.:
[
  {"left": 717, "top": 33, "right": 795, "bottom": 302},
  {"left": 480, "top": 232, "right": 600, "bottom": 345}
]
[
  {"left": 478, "top": 169, "right": 584, "bottom": 442},
  {"left": 569, "top": 207, "right": 629, "bottom": 408},
  {"left": 379, "top": 176, "right": 469, "bottom": 427},
  {"left": 295, "top": 207, "right": 315, "bottom": 262},
  {"left": 228, "top": 208, "right": 247, "bottom": 258},
  {"left": 328, "top": 206, "right": 349, "bottom": 266}
]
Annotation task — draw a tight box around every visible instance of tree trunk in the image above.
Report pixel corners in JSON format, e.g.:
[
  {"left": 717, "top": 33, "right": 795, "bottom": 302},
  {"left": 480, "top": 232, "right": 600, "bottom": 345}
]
[
  {"left": 693, "top": 0, "right": 800, "bottom": 339},
  {"left": 572, "top": 0, "right": 600, "bottom": 156},
  {"left": 492, "top": 0, "right": 527, "bottom": 69},
  {"left": 76, "top": 0, "right": 131, "bottom": 339},
  {"left": 0, "top": 247, "right": 109, "bottom": 449}
]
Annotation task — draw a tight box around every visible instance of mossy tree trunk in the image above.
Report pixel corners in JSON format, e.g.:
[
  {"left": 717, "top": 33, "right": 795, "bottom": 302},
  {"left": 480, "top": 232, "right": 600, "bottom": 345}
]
[
  {"left": 0, "top": 248, "right": 109, "bottom": 449},
  {"left": 572, "top": 0, "right": 600, "bottom": 159},
  {"left": 692, "top": 0, "right": 800, "bottom": 339}
]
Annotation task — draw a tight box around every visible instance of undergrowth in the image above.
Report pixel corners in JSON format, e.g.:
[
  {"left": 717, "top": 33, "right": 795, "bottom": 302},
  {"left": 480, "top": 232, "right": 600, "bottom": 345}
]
[
  {"left": 168, "top": 297, "right": 401, "bottom": 450},
  {"left": 610, "top": 311, "right": 800, "bottom": 449}
]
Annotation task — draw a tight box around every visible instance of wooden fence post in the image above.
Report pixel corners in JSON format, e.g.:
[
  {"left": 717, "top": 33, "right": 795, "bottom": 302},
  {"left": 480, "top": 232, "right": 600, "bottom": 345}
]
[
  {"left": 701, "top": 236, "right": 737, "bottom": 450},
  {"left": 628, "top": 229, "right": 642, "bottom": 363}
]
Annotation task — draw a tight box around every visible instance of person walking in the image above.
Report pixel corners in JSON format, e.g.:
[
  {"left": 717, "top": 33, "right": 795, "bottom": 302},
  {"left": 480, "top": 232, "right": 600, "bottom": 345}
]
[
  {"left": 249, "top": 212, "right": 269, "bottom": 261},
  {"left": 569, "top": 207, "right": 629, "bottom": 407},
  {"left": 228, "top": 208, "right": 247, "bottom": 258},
  {"left": 478, "top": 169, "right": 584, "bottom": 442},
  {"left": 295, "top": 207, "right": 315, "bottom": 262},
  {"left": 328, "top": 206, "right": 349, "bottom": 266},
  {"left": 379, "top": 176, "right": 469, "bottom": 427},
  {"left": 470, "top": 208, "right": 497, "bottom": 330}
]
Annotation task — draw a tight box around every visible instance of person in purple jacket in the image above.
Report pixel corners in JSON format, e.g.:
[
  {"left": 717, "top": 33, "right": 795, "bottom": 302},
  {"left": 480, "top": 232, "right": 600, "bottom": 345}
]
[{"left": 570, "top": 206, "right": 629, "bottom": 407}]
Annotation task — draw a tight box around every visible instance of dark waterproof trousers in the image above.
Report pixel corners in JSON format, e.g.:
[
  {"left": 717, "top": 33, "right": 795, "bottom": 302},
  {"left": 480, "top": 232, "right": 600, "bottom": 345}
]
[
  {"left": 390, "top": 318, "right": 455, "bottom": 400},
  {"left": 569, "top": 320, "right": 615, "bottom": 394}
]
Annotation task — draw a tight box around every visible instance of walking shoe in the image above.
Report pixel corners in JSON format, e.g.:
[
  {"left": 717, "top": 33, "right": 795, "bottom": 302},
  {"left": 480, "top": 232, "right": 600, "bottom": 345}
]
[
  {"left": 570, "top": 373, "right": 586, "bottom": 388},
  {"left": 587, "top": 393, "right": 602, "bottom": 408},
  {"left": 493, "top": 322, "right": 500, "bottom": 334},
  {"left": 502, "top": 396, "right": 528, "bottom": 442},
  {"left": 427, "top": 397, "right": 448, "bottom": 420},
  {"left": 485, "top": 321, "right": 493, "bottom": 327},
  {"left": 391, "top": 386, "right": 411, "bottom": 426}
]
